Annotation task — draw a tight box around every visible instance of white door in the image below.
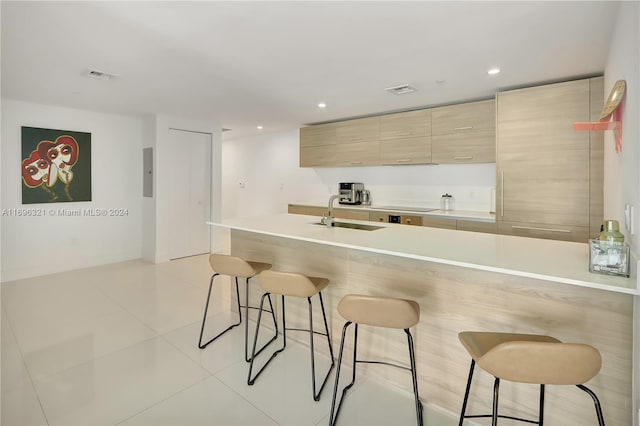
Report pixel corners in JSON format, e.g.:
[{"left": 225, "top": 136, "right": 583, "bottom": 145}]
[{"left": 168, "top": 129, "right": 211, "bottom": 259}]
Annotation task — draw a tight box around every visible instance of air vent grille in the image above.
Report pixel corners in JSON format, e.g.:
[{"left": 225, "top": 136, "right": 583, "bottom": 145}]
[
  {"left": 83, "top": 69, "right": 118, "bottom": 81},
  {"left": 384, "top": 84, "right": 417, "bottom": 95}
]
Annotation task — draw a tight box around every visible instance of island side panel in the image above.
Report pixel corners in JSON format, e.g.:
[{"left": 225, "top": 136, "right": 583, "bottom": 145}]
[{"left": 230, "top": 230, "right": 633, "bottom": 425}]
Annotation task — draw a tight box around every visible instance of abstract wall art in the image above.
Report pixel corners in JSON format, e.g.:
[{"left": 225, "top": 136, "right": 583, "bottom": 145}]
[{"left": 21, "top": 126, "right": 92, "bottom": 204}]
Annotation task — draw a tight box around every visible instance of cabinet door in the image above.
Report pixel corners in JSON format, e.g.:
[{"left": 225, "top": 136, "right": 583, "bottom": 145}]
[
  {"left": 497, "top": 79, "right": 590, "bottom": 228},
  {"left": 431, "top": 99, "right": 495, "bottom": 164},
  {"left": 369, "top": 211, "right": 390, "bottom": 223},
  {"left": 300, "top": 145, "right": 336, "bottom": 167},
  {"left": 457, "top": 220, "right": 497, "bottom": 234},
  {"left": 300, "top": 123, "right": 336, "bottom": 147},
  {"left": 432, "top": 131, "right": 495, "bottom": 163},
  {"left": 334, "top": 209, "right": 370, "bottom": 221},
  {"left": 336, "top": 117, "right": 379, "bottom": 144},
  {"left": 288, "top": 205, "right": 326, "bottom": 216},
  {"left": 335, "top": 141, "right": 380, "bottom": 166},
  {"left": 379, "top": 109, "right": 431, "bottom": 140},
  {"left": 432, "top": 99, "right": 495, "bottom": 135},
  {"left": 423, "top": 217, "right": 457, "bottom": 229},
  {"left": 498, "top": 221, "right": 589, "bottom": 242},
  {"left": 380, "top": 136, "right": 432, "bottom": 165}
]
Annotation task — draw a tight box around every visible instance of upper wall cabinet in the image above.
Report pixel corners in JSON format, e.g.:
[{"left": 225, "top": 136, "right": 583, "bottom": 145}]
[
  {"left": 335, "top": 117, "right": 381, "bottom": 166},
  {"left": 431, "top": 99, "right": 496, "bottom": 164},
  {"left": 379, "top": 109, "right": 431, "bottom": 140},
  {"left": 379, "top": 109, "right": 432, "bottom": 165},
  {"left": 300, "top": 123, "right": 336, "bottom": 167}
]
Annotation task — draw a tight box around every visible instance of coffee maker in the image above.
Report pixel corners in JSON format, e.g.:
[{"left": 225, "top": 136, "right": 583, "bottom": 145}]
[{"left": 338, "top": 182, "right": 364, "bottom": 205}]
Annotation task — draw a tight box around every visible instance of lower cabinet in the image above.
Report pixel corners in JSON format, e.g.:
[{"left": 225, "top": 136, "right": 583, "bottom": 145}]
[
  {"left": 498, "top": 221, "right": 588, "bottom": 243},
  {"left": 422, "top": 217, "right": 457, "bottom": 230},
  {"left": 457, "top": 220, "right": 498, "bottom": 234},
  {"left": 287, "top": 205, "right": 369, "bottom": 221}
]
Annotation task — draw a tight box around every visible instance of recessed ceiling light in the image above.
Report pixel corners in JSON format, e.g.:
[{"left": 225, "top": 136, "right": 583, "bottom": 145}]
[
  {"left": 257, "top": 125, "right": 263, "bottom": 130},
  {"left": 487, "top": 68, "right": 501, "bottom": 75},
  {"left": 318, "top": 102, "right": 327, "bottom": 108}
]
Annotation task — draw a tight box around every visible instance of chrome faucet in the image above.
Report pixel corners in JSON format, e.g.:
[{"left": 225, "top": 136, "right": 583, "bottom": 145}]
[{"left": 321, "top": 194, "right": 342, "bottom": 227}]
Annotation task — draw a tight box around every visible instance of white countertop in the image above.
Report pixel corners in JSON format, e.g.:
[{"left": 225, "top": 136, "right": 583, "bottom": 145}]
[
  {"left": 288, "top": 201, "right": 495, "bottom": 222},
  {"left": 209, "top": 213, "right": 638, "bottom": 295}
]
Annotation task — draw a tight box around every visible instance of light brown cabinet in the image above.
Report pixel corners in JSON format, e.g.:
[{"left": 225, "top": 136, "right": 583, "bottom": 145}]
[
  {"left": 422, "top": 217, "right": 457, "bottom": 230},
  {"left": 288, "top": 205, "right": 369, "bottom": 221},
  {"left": 335, "top": 117, "right": 381, "bottom": 165},
  {"left": 369, "top": 211, "right": 422, "bottom": 226},
  {"left": 379, "top": 109, "right": 432, "bottom": 165},
  {"left": 431, "top": 99, "right": 495, "bottom": 164},
  {"left": 496, "top": 78, "right": 602, "bottom": 242},
  {"left": 299, "top": 123, "right": 336, "bottom": 167},
  {"left": 457, "top": 220, "right": 497, "bottom": 234}
]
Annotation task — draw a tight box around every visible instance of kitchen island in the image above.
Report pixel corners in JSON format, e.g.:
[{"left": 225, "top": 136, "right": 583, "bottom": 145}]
[{"left": 209, "top": 213, "right": 637, "bottom": 425}]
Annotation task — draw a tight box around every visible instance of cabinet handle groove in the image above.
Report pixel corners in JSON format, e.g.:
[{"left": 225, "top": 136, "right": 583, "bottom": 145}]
[
  {"left": 394, "top": 132, "right": 411, "bottom": 136},
  {"left": 350, "top": 161, "right": 363, "bottom": 165},
  {"left": 454, "top": 156, "right": 473, "bottom": 160},
  {"left": 395, "top": 159, "right": 412, "bottom": 163},
  {"left": 453, "top": 126, "right": 473, "bottom": 131},
  {"left": 511, "top": 226, "right": 571, "bottom": 233}
]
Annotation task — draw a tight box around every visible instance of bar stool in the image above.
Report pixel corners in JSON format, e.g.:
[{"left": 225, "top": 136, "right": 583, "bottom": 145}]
[
  {"left": 198, "top": 254, "right": 277, "bottom": 362},
  {"left": 247, "top": 270, "right": 335, "bottom": 401},
  {"left": 458, "top": 331, "right": 605, "bottom": 426},
  {"left": 329, "top": 294, "right": 423, "bottom": 426}
]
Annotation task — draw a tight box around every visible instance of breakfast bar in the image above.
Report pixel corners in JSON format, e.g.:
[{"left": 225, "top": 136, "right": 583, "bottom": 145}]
[{"left": 210, "top": 213, "right": 638, "bottom": 425}]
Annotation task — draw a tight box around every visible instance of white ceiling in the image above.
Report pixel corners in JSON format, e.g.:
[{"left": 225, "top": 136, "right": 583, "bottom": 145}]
[{"left": 1, "top": 1, "right": 619, "bottom": 141}]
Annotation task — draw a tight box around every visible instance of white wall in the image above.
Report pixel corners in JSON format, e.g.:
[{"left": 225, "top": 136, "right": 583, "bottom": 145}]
[
  {"left": 222, "top": 129, "right": 496, "bottom": 219},
  {"left": 604, "top": 1, "right": 640, "bottom": 253},
  {"left": 0, "top": 99, "right": 143, "bottom": 281},
  {"left": 603, "top": 3, "right": 640, "bottom": 425}
]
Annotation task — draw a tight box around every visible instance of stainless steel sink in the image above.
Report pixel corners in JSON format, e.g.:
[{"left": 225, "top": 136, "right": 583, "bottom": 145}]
[{"left": 314, "top": 221, "right": 384, "bottom": 231}]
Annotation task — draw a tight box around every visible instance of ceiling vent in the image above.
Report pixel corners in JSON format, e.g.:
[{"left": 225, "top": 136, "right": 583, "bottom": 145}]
[
  {"left": 384, "top": 84, "right": 417, "bottom": 95},
  {"left": 83, "top": 69, "right": 118, "bottom": 81}
]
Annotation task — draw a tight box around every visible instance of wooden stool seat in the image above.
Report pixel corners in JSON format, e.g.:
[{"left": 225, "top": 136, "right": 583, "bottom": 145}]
[
  {"left": 330, "top": 294, "right": 423, "bottom": 426},
  {"left": 458, "top": 331, "right": 605, "bottom": 426},
  {"left": 198, "top": 254, "right": 277, "bottom": 363},
  {"left": 337, "top": 294, "right": 420, "bottom": 329}
]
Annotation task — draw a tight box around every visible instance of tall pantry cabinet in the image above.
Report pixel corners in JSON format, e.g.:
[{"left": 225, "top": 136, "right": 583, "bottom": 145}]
[{"left": 496, "top": 77, "right": 604, "bottom": 242}]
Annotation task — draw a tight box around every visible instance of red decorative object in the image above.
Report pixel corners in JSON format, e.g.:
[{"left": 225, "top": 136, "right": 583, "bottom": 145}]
[{"left": 573, "top": 80, "right": 625, "bottom": 153}]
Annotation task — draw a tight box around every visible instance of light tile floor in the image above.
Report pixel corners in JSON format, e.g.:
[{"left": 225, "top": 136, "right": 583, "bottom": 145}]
[{"left": 1, "top": 255, "right": 458, "bottom": 426}]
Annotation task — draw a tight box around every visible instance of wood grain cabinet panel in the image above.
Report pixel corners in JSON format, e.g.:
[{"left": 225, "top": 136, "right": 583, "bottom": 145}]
[
  {"left": 497, "top": 79, "right": 593, "bottom": 240},
  {"left": 431, "top": 99, "right": 495, "bottom": 164},
  {"left": 335, "top": 141, "right": 380, "bottom": 166},
  {"left": 380, "top": 136, "right": 432, "bottom": 165},
  {"left": 288, "top": 205, "right": 326, "bottom": 216},
  {"left": 334, "top": 209, "right": 370, "bottom": 221},
  {"left": 335, "top": 117, "right": 379, "bottom": 144},
  {"left": 300, "top": 123, "right": 336, "bottom": 147},
  {"left": 456, "top": 220, "right": 497, "bottom": 234},
  {"left": 379, "top": 109, "right": 431, "bottom": 140},
  {"left": 300, "top": 145, "right": 336, "bottom": 167},
  {"left": 589, "top": 77, "right": 604, "bottom": 238},
  {"left": 498, "top": 221, "right": 589, "bottom": 242},
  {"left": 422, "top": 217, "right": 457, "bottom": 230}
]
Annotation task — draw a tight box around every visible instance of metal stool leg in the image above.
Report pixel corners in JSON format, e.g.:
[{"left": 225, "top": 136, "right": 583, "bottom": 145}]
[
  {"left": 458, "top": 360, "right": 476, "bottom": 426},
  {"left": 198, "top": 274, "right": 242, "bottom": 349},
  {"left": 248, "top": 294, "right": 286, "bottom": 385},
  {"left": 539, "top": 384, "right": 545, "bottom": 426},
  {"left": 308, "top": 292, "right": 335, "bottom": 401},
  {"left": 492, "top": 377, "right": 500, "bottom": 426},
  {"left": 329, "top": 321, "right": 357, "bottom": 426},
  {"left": 405, "top": 329, "right": 423, "bottom": 426},
  {"left": 243, "top": 277, "right": 278, "bottom": 363},
  {"left": 576, "top": 384, "right": 605, "bottom": 426}
]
